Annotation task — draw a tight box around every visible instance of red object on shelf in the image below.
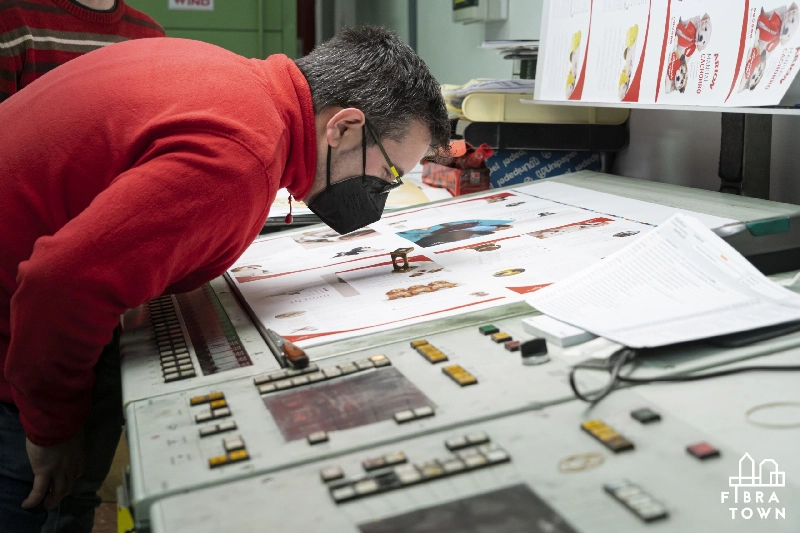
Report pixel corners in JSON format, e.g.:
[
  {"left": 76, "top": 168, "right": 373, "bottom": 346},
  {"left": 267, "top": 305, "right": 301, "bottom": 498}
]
[{"left": 421, "top": 162, "right": 491, "bottom": 196}]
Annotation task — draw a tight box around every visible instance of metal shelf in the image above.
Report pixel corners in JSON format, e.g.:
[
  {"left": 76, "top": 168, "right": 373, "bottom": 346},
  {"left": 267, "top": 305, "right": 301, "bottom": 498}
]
[{"left": 523, "top": 98, "right": 800, "bottom": 116}]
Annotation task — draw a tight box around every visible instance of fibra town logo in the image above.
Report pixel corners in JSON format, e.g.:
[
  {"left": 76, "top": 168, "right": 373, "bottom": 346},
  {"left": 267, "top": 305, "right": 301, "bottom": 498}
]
[{"left": 722, "top": 453, "right": 786, "bottom": 520}]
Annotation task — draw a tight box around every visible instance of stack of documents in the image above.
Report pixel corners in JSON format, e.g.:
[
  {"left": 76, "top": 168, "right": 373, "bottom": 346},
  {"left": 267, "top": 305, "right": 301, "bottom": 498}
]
[{"left": 527, "top": 214, "right": 800, "bottom": 348}]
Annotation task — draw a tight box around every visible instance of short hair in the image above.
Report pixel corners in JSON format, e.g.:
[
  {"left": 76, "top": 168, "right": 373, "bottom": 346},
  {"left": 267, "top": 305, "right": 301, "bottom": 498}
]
[{"left": 295, "top": 25, "right": 450, "bottom": 159}]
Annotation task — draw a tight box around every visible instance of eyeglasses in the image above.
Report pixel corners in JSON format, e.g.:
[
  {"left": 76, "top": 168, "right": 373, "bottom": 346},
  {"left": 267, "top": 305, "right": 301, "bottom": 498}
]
[{"left": 365, "top": 120, "right": 404, "bottom": 194}]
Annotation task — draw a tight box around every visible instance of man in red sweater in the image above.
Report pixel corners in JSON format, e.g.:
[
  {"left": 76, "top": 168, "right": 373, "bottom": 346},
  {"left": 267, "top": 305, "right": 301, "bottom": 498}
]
[
  {"left": 0, "top": 27, "right": 449, "bottom": 531},
  {"left": 0, "top": 0, "right": 165, "bottom": 102}
]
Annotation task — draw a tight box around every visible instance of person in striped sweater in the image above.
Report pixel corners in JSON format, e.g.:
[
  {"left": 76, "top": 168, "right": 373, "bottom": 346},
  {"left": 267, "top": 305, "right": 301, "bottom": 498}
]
[{"left": 0, "top": 0, "right": 164, "bottom": 102}]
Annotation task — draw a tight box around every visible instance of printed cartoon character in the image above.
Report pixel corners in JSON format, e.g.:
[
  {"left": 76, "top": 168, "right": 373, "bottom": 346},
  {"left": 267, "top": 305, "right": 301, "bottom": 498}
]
[
  {"left": 740, "top": 45, "right": 768, "bottom": 91},
  {"left": 665, "top": 52, "right": 689, "bottom": 94},
  {"left": 619, "top": 70, "right": 631, "bottom": 100},
  {"left": 230, "top": 265, "right": 269, "bottom": 277},
  {"left": 566, "top": 31, "right": 582, "bottom": 97},
  {"left": 332, "top": 246, "right": 378, "bottom": 258},
  {"left": 622, "top": 24, "right": 639, "bottom": 78},
  {"left": 757, "top": 3, "right": 800, "bottom": 53},
  {"left": 675, "top": 14, "right": 713, "bottom": 58}
]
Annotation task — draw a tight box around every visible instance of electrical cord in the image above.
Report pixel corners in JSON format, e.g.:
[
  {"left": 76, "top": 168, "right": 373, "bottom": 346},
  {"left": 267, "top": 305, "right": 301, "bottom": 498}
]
[{"left": 569, "top": 347, "right": 800, "bottom": 403}]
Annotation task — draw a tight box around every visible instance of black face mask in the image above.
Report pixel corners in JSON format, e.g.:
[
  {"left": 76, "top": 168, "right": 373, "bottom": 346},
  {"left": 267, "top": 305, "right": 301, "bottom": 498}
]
[{"left": 308, "top": 124, "right": 403, "bottom": 235}]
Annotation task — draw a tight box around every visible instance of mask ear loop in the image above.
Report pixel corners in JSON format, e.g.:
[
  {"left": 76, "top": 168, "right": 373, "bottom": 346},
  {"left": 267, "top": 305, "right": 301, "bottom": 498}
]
[
  {"left": 326, "top": 145, "right": 332, "bottom": 187},
  {"left": 362, "top": 125, "right": 367, "bottom": 175}
]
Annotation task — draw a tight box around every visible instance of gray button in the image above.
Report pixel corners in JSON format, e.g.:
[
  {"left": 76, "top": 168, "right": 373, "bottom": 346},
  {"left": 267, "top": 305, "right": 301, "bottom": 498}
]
[
  {"left": 323, "top": 367, "right": 343, "bottom": 379},
  {"left": 338, "top": 363, "right": 358, "bottom": 375},
  {"left": 199, "top": 426, "right": 218, "bottom": 438},
  {"left": 223, "top": 436, "right": 245, "bottom": 452},
  {"left": 217, "top": 420, "right": 237, "bottom": 432},
  {"left": 393, "top": 410, "right": 415, "bottom": 424},
  {"left": 320, "top": 466, "right": 344, "bottom": 483},
  {"left": 291, "top": 376, "right": 310, "bottom": 387},
  {"left": 355, "top": 359, "right": 374, "bottom": 370},
  {"left": 258, "top": 383, "right": 277, "bottom": 395},
  {"left": 195, "top": 412, "right": 213, "bottom": 423},
  {"left": 306, "top": 372, "right": 326, "bottom": 383},
  {"left": 212, "top": 407, "right": 231, "bottom": 418},
  {"left": 413, "top": 406, "right": 434, "bottom": 419}
]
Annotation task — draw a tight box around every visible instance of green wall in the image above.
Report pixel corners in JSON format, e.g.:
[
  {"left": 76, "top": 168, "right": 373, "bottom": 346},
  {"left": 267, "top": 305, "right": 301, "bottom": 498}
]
[{"left": 127, "top": 0, "right": 297, "bottom": 59}]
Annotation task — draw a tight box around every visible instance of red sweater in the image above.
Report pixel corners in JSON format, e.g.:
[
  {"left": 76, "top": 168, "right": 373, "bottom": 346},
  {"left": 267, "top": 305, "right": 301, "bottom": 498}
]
[
  {"left": 0, "top": 0, "right": 165, "bottom": 102},
  {"left": 0, "top": 38, "right": 316, "bottom": 445}
]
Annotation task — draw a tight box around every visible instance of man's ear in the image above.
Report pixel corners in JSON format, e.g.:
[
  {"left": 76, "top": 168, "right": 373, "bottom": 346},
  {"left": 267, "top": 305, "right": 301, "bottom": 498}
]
[{"left": 326, "top": 108, "right": 365, "bottom": 149}]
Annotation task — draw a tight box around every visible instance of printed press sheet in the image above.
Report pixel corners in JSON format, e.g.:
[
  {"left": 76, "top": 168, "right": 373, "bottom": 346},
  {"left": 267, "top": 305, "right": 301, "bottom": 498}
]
[
  {"left": 228, "top": 183, "right": 733, "bottom": 347},
  {"left": 536, "top": 0, "right": 800, "bottom": 106}
]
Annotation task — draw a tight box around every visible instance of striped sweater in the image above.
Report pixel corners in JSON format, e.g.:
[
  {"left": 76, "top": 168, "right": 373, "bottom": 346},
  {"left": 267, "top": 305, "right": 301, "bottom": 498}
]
[{"left": 0, "top": 0, "right": 164, "bottom": 101}]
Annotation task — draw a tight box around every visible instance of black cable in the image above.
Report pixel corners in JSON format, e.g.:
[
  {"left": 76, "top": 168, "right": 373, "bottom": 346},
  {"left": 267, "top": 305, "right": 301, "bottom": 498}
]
[
  {"left": 568, "top": 347, "right": 637, "bottom": 403},
  {"left": 568, "top": 347, "right": 800, "bottom": 403}
]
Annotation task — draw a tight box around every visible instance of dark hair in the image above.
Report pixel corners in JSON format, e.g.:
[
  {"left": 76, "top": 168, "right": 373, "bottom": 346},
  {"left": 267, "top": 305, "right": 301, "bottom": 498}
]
[{"left": 295, "top": 25, "right": 450, "bottom": 159}]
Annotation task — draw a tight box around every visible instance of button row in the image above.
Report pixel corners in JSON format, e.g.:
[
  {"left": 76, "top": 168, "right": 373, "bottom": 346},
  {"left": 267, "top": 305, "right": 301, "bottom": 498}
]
[
  {"left": 604, "top": 480, "right": 669, "bottom": 522},
  {"left": 325, "top": 438, "right": 510, "bottom": 504},
  {"left": 479, "top": 324, "right": 522, "bottom": 353},
  {"left": 581, "top": 420, "right": 635, "bottom": 453},
  {"left": 198, "top": 420, "right": 237, "bottom": 438},
  {"left": 393, "top": 405, "right": 434, "bottom": 424},
  {"left": 148, "top": 298, "right": 195, "bottom": 383},
  {"left": 444, "top": 431, "right": 489, "bottom": 451},
  {"left": 208, "top": 448, "right": 249, "bottom": 469},
  {"left": 409, "top": 340, "right": 448, "bottom": 364},
  {"left": 254, "top": 355, "right": 391, "bottom": 395},
  {"left": 190, "top": 392, "right": 225, "bottom": 406},
  {"left": 361, "top": 451, "right": 407, "bottom": 472}
]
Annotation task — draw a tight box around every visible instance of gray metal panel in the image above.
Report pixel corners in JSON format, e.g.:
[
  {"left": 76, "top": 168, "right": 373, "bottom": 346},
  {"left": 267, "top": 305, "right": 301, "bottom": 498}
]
[
  {"left": 149, "top": 369, "right": 800, "bottom": 533},
  {"left": 545, "top": 171, "right": 798, "bottom": 222},
  {"left": 125, "top": 311, "right": 610, "bottom": 526}
]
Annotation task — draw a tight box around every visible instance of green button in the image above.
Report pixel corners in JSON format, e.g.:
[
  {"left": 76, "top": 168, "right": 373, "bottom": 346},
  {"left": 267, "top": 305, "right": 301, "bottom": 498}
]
[
  {"left": 747, "top": 218, "right": 790, "bottom": 237},
  {"left": 478, "top": 325, "right": 499, "bottom": 335}
]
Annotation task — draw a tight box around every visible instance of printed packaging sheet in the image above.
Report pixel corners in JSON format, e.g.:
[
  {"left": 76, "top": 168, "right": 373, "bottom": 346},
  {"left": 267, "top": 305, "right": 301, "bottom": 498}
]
[
  {"left": 536, "top": 0, "right": 800, "bottom": 106},
  {"left": 228, "top": 183, "right": 733, "bottom": 348}
]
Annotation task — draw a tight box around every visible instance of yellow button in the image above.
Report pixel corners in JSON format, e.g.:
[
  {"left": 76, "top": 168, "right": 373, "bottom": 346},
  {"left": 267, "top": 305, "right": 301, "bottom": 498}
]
[
  {"left": 189, "top": 395, "right": 208, "bottom": 406},
  {"left": 593, "top": 428, "right": 620, "bottom": 441},
  {"left": 582, "top": 420, "right": 605, "bottom": 430},
  {"left": 209, "top": 399, "right": 227, "bottom": 409},
  {"left": 208, "top": 455, "right": 229, "bottom": 468},
  {"left": 427, "top": 351, "right": 448, "bottom": 362},
  {"left": 228, "top": 450, "right": 249, "bottom": 463},
  {"left": 207, "top": 392, "right": 224, "bottom": 401},
  {"left": 410, "top": 340, "right": 429, "bottom": 348},
  {"left": 490, "top": 332, "right": 512, "bottom": 343},
  {"left": 442, "top": 365, "right": 478, "bottom": 386}
]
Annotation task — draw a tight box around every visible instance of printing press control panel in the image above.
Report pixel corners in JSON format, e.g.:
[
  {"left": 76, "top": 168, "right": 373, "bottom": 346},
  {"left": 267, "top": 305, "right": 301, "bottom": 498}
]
[
  {"left": 125, "top": 297, "right": 615, "bottom": 525},
  {"left": 147, "top": 379, "right": 800, "bottom": 533}
]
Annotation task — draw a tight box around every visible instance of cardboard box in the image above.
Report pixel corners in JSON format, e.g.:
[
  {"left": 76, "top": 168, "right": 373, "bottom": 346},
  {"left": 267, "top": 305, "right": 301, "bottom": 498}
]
[{"left": 421, "top": 162, "right": 491, "bottom": 196}]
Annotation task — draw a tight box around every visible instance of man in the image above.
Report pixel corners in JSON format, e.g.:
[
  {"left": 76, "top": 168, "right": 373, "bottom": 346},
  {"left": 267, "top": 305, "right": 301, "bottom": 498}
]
[
  {"left": 0, "top": 0, "right": 165, "bottom": 102},
  {"left": 0, "top": 26, "right": 450, "bottom": 531}
]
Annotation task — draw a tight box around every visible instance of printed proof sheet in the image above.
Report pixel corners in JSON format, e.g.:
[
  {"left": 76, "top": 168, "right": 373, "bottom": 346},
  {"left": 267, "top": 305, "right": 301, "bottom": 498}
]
[
  {"left": 536, "top": 0, "right": 800, "bottom": 106},
  {"left": 228, "top": 183, "right": 732, "bottom": 347}
]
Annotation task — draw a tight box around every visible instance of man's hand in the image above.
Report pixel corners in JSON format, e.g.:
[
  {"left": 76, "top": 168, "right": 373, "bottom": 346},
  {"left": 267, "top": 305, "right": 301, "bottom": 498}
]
[{"left": 22, "top": 432, "right": 85, "bottom": 509}]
